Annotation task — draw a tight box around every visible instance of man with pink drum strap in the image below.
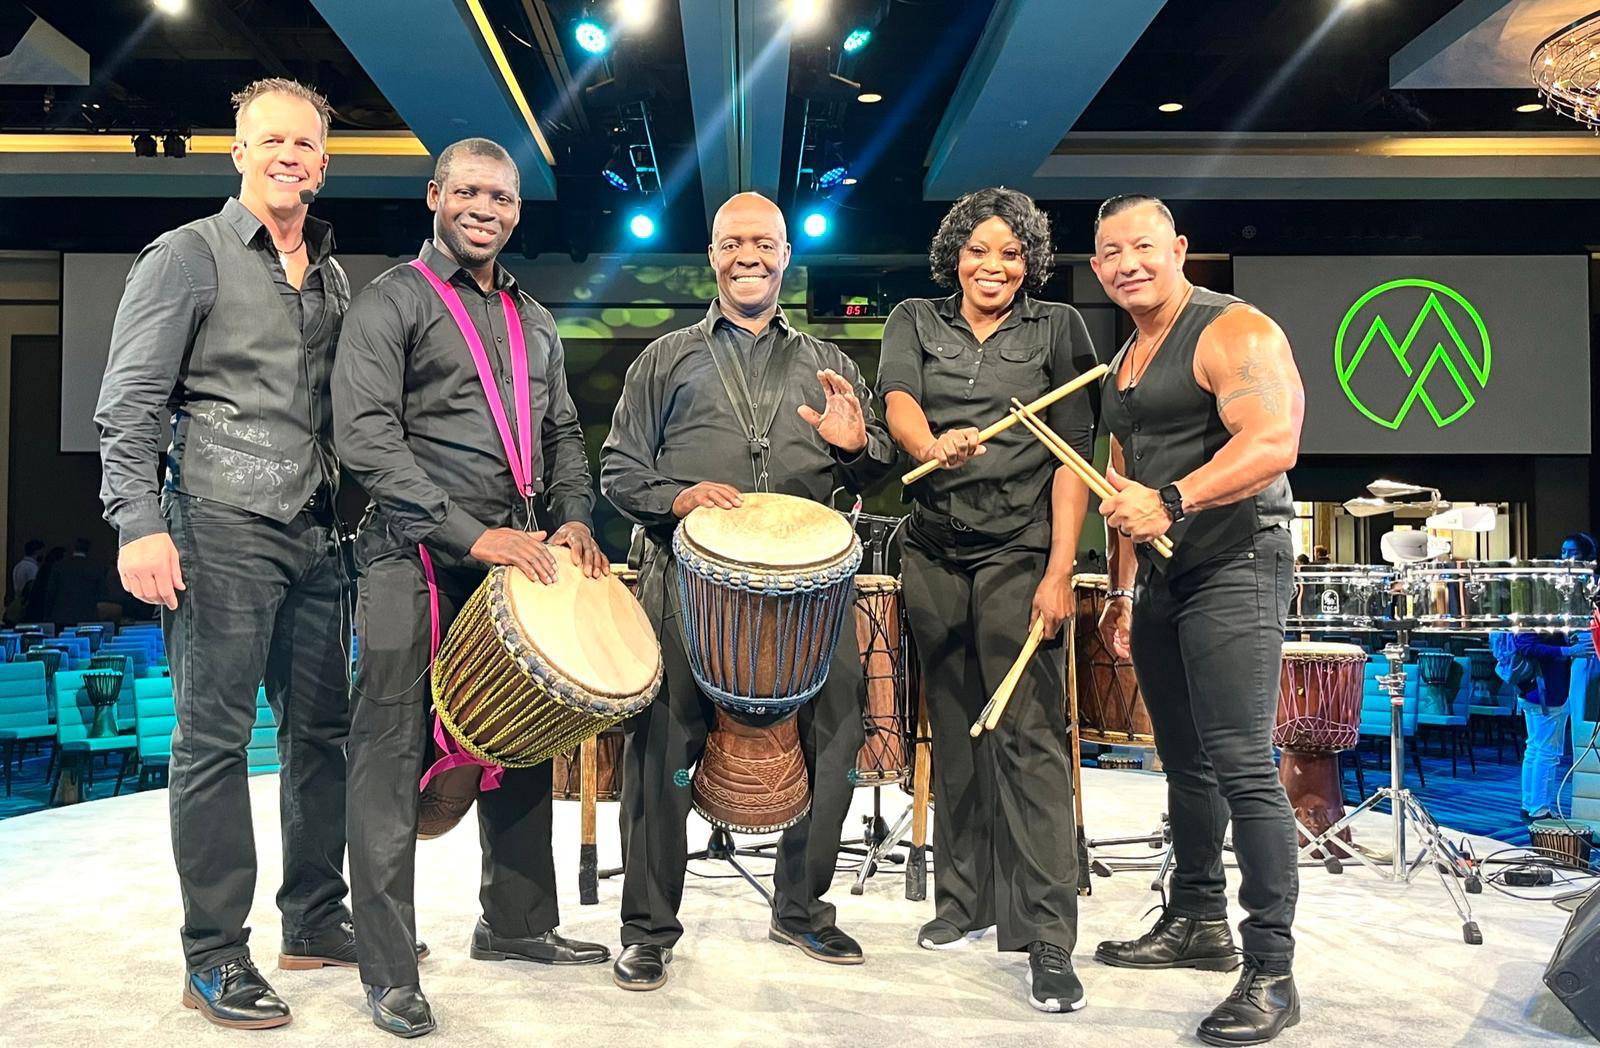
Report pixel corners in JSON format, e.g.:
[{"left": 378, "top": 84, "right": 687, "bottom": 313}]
[{"left": 332, "top": 138, "right": 609, "bottom": 1039}]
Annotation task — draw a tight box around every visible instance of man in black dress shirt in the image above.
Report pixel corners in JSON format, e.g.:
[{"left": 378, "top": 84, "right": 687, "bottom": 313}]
[
  {"left": 94, "top": 79, "right": 355, "bottom": 1030},
  {"left": 333, "top": 138, "right": 609, "bottom": 1038},
  {"left": 600, "top": 192, "right": 896, "bottom": 992}
]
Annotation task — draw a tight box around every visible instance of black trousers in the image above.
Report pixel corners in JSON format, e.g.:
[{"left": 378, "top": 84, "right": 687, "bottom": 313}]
[
  {"left": 348, "top": 554, "right": 558, "bottom": 987},
  {"left": 1131, "top": 526, "right": 1298, "bottom": 970},
  {"left": 900, "top": 515, "right": 1079, "bottom": 954},
  {"left": 618, "top": 553, "right": 865, "bottom": 948},
  {"left": 162, "top": 492, "right": 351, "bottom": 972}
]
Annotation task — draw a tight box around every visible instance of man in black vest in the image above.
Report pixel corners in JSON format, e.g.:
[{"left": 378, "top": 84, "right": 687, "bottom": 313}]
[
  {"left": 95, "top": 79, "right": 367, "bottom": 1029},
  {"left": 1089, "top": 195, "right": 1305, "bottom": 1047},
  {"left": 333, "top": 137, "right": 610, "bottom": 1038},
  {"left": 600, "top": 192, "right": 896, "bottom": 992}
]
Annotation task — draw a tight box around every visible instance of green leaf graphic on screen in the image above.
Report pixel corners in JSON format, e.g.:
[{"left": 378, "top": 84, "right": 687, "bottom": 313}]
[{"left": 1333, "top": 279, "right": 1491, "bottom": 430}]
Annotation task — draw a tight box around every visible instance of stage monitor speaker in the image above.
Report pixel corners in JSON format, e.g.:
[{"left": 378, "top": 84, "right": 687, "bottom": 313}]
[{"left": 1545, "top": 885, "right": 1600, "bottom": 1038}]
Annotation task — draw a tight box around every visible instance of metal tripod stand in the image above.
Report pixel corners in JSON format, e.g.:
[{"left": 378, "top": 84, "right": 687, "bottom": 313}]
[{"left": 1301, "top": 629, "right": 1484, "bottom": 944}]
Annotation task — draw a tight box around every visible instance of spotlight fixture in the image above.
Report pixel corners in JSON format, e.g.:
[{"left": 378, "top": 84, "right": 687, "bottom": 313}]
[
  {"left": 614, "top": 0, "right": 654, "bottom": 29},
  {"left": 817, "top": 164, "right": 848, "bottom": 189},
  {"left": 843, "top": 27, "right": 872, "bottom": 53},
  {"left": 628, "top": 212, "right": 656, "bottom": 240},
  {"left": 857, "top": 92, "right": 882, "bottom": 104},
  {"left": 1515, "top": 102, "right": 1543, "bottom": 113},
  {"left": 1157, "top": 101, "right": 1184, "bottom": 113},
  {"left": 162, "top": 132, "right": 187, "bottom": 158},
  {"left": 601, "top": 145, "right": 631, "bottom": 190},
  {"left": 802, "top": 211, "right": 828, "bottom": 238},
  {"left": 131, "top": 132, "right": 157, "bottom": 157},
  {"left": 574, "top": 19, "right": 610, "bottom": 55},
  {"left": 788, "top": 0, "right": 825, "bottom": 31},
  {"left": 151, "top": 0, "right": 186, "bottom": 14},
  {"left": 601, "top": 167, "right": 630, "bottom": 191},
  {"left": 840, "top": 176, "right": 858, "bottom": 186}
]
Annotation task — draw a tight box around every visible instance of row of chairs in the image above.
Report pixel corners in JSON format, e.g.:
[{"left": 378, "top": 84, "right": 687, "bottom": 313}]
[{"left": 0, "top": 659, "right": 279, "bottom": 802}]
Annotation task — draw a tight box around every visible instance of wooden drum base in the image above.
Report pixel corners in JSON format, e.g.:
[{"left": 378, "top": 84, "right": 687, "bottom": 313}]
[{"left": 1279, "top": 749, "right": 1353, "bottom": 855}]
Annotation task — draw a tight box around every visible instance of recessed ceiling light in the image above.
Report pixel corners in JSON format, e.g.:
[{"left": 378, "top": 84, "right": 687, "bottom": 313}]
[
  {"left": 1158, "top": 102, "right": 1184, "bottom": 113},
  {"left": 151, "top": 0, "right": 186, "bottom": 14},
  {"left": 1516, "top": 102, "right": 1544, "bottom": 113},
  {"left": 857, "top": 92, "right": 882, "bottom": 104}
]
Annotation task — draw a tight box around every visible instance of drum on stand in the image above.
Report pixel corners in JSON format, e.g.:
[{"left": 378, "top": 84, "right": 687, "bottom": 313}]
[
  {"left": 418, "top": 558, "right": 662, "bottom": 840},
  {"left": 1071, "top": 574, "right": 1154, "bottom": 748},
  {"left": 675, "top": 494, "right": 861, "bottom": 835},
  {"left": 1407, "top": 559, "right": 1597, "bottom": 633},
  {"left": 852, "top": 574, "right": 911, "bottom": 785},
  {"left": 1274, "top": 642, "right": 1367, "bottom": 851},
  {"left": 1289, "top": 564, "right": 1397, "bottom": 633}
]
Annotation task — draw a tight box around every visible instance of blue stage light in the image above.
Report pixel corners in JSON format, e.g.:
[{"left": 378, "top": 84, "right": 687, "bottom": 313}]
[
  {"left": 629, "top": 212, "right": 656, "bottom": 239},
  {"left": 802, "top": 211, "right": 828, "bottom": 238},
  {"left": 843, "top": 28, "right": 872, "bottom": 53},
  {"left": 817, "top": 165, "right": 848, "bottom": 189},
  {"left": 575, "top": 20, "right": 610, "bottom": 55},
  {"left": 601, "top": 167, "right": 631, "bottom": 191}
]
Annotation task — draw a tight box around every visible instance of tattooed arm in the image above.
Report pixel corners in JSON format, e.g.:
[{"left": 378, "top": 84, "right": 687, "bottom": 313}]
[{"left": 1171, "top": 305, "right": 1304, "bottom": 512}]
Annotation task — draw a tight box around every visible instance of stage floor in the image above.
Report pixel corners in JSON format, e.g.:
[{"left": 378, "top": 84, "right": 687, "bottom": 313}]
[{"left": 0, "top": 767, "right": 1588, "bottom": 1046}]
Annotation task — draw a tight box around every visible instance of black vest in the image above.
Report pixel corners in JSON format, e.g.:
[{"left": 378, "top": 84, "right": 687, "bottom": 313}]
[
  {"left": 1100, "top": 286, "right": 1293, "bottom": 577},
  {"left": 167, "top": 212, "right": 346, "bottom": 522}
]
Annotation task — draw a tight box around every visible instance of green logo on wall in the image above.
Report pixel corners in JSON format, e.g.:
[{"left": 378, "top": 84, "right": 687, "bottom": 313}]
[{"left": 1333, "top": 278, "right": 1491, "bottom": 430}]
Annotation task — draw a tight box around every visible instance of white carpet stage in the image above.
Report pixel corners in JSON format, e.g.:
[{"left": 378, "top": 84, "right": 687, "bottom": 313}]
[{"left": 0, "top": 767, "right": 1590, "bottom": 1046}]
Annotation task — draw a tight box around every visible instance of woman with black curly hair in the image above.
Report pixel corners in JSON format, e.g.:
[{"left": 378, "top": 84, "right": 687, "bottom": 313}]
[{"left": 875, "top": 186, "right": 1098, "bottom": 1014}]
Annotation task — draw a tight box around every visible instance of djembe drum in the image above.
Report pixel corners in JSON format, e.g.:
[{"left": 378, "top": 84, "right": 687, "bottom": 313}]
[
  {"left": 417, "top": 558, "right": 662, "bottom": 840},
  {"left": 1274, "top": 642, "right": 1367, "bottom": 847},
  {"left": 551, "top": 728, "right": 625, "bottom": 801},
  {"left": 1417, "top": 650, "right": 1457, "bottom": 716},
  {"left": 676, "top": 494, "right": 862, "bottom": 833},
  {"left": 852, "top": 574, "right": 911, "bottom": 785},
  {"left": 1530, "top": 819, "right": 1594, "bottom": 871},
  {"left": 1071, "top": 575, "right": 1154, "bottom": 747},
  {"left": 82, "top": 668, "right": 124, "bottom": 738}
]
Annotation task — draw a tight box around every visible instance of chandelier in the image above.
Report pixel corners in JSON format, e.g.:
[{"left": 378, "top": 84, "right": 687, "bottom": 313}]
[{"left": 1531, "top": 11, "right": 1600, "bottom": 131}]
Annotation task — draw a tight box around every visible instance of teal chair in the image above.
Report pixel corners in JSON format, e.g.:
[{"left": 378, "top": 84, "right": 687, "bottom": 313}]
[
  {"left": 0, "top": 661, "right": 51, "bottom": 796},
  {"left": 133, "top": 676, "right": 176, "bottom": 789},
  {"left": 248, "top": 686, "right": 279, "bottom": 776},
  {"left": 1351, "top": 654, "right": 1425, "bottom": 796},
  {"left": 50, "top": 669, "right": 137, "bottom": 801}
]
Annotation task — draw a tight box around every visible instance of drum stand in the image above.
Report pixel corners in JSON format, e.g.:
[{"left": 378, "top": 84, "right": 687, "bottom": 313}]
[
  {"left": 1300, "top": 633, "right": 1485, "bottom": 945},
  {"left": 693, "top": 828, "right": 776, "bottom": 905},
  {"left": 841, "top": 784, "right": 914, "bottom": 895},
  {"left": 1085, "top": 815, "right": 1174, "bottom": 891}
]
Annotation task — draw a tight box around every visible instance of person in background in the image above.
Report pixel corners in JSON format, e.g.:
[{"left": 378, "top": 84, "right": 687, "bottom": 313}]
[
  {"left": 1559, "top": 532, "right": 1597, "bottom": 563},
  {"left": 1311, "top": 545, "right": 1330, "bottom": 564},
  {"left": 43, "top": 538, "right": 105, "bottom": 627},
  {"left": 10, "top": 539, "right": 43, "bottom": 608},
  {"left": 1294, "top": 554, "right": 1309, "bottom": 567},
  {"left": 24, "top": 546, "right": 64, "bottom": 624}
]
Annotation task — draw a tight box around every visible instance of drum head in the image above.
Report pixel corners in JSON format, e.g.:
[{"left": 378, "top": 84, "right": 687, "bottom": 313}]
[
  {"left": 1281, "top": 641, "right": 1367, "bottom": 660},
  {"left": 854, "top": 573, "right": 900, "bottom": 595},
  {"left": 504, "top": 557, "right": 661, "bottom": 700},
  {"left": 680, "top": 492, "right": 854, "bottom": 572}
]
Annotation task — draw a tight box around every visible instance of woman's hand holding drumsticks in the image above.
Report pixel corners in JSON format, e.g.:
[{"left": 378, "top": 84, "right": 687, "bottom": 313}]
[
  {"left": 900, "top": 364, "right": 1109, "bottom": 486},
  {"left": 971, "top": 615, "right": 1047, "bottom": 737},
  {"left": 1007, "top": 398, "right": 1174, "bottom": 560}
]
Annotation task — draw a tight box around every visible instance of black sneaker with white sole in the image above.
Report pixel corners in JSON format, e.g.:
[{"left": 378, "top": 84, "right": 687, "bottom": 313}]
[
  {"left": 1027, "top": 941, "right": 1086, "bottom": 1013},
  {"left": 917, "top": 917, "right": 995, "bottom": 951}
]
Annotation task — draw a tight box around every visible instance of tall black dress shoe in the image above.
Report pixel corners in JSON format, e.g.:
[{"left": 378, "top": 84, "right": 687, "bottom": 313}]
[
  {"left": 468, "top": 918, "right": 610, "bottom": 965},
  {"left": 1197, "top": 964, "right": 1300, "bottom": 1046},
  {"left": 613, "top": 944, "right": 672, "bottom": 991},
  {"left": 1095, "top": 910, "right": 1240, "bottom": 971},
  {"left": 365, "top": 984, "right": 436, "bottom": 1039},
  {"left": 181, "top": 957, "right": 292, "bottom": 1030},
  {"left": 768, "top": 917, "right": 865, "bottom": 965},
  {"left": 279, "top": 918, "right": 430, "bottom": 970}
]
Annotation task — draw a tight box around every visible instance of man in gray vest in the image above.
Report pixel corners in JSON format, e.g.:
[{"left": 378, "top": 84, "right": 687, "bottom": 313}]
[
  {"left": 95, "top": 78, "right": 393, "bottom": 1030},
  {"left": 1089, "top": 195, "right": 1305, "bottom": 1047}
]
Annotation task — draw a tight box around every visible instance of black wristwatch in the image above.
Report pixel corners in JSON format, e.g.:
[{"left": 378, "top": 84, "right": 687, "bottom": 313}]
[{"left": 1159, "top": 483, "right": 1186, "bottom": 523}]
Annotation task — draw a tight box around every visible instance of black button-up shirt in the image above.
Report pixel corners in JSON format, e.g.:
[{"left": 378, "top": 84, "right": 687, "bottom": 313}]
[
  {"left": 876, "top": 292, "right": 1098, "bottom": 535},
  {"left": 600, "top": 300, "right": 896, "bottom": 544},
  {"left": 332, "top": 240, "right": 594, "bottom": 566},
  {"left": 96, "top": 197, "right": 340, "bottom": 543}
]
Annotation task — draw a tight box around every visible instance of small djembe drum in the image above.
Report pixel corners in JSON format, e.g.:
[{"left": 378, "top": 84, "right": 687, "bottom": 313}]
[
  {"left": 852, "top": 574, "right": 912, "bottom": 786},
  {"left": 75, "top": 626, "right": 106, "bottom": 652},
  {"left": 1417, "top": 650, "right": 1456, "bottom": 716},
  {"left": 419, "top": 559, "right": 662, "bottom": 840},
  {"left": 1531, "top": 819, "right": 1594, "bottom": 871},
  {"left": 25, "top": 646, "right": 62, "bottom": 685},
  {"left": 82, "top": 668, "right": 124, "bottom": 738},
  {"left": 1274, "top": 642, "right": 1368, "bottom": 850}
]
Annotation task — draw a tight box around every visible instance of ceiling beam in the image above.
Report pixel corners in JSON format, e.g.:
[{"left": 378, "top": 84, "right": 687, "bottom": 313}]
[
  {"left": 308, "top": 0, "right": 558, "bottom": 199},
  {"left": 195, "top": 0, "right": 295, "bottom": 80},
  {"left": 1389, "top": 0, "right": 1588, "bottom": 90},
  {"left": 923, "top": 0, "right": 1165, "bottom": 200},
  {"left": 679, "top": 0, "right": 790, "bottom": 231}
]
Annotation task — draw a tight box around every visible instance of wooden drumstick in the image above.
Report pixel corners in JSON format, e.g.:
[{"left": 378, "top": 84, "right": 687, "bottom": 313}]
[
  {"left": 1065, "top": 596, "right": 1090, "bottom": 896},
  {"left": 901, "top": 364, "right": 1110, "bottom": 486},
  {"left": 1008, "top": 398, "right": 1175, "bottom": 560},
  {"left": 971, "top": 615, "right": 1048, "bottom": 737},
  {"left": 578, "top": 735, "right": 600, "bottom": 905}
]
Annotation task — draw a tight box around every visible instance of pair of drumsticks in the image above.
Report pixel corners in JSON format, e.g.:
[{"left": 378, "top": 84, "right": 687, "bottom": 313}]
[{"left": 898, "top": 366, "right": 1173, "bottom": 736}]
